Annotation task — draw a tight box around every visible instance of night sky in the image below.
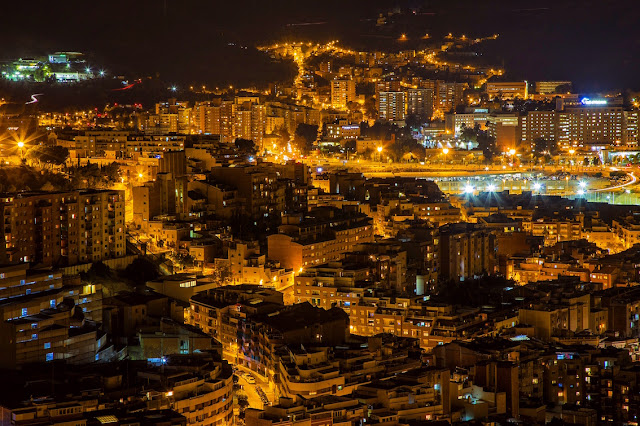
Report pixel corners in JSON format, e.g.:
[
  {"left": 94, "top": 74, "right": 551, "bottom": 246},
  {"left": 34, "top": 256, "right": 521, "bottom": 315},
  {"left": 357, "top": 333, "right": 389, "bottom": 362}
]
[{"left": 1, "top": 0, "right": 639, "bottom": 92}]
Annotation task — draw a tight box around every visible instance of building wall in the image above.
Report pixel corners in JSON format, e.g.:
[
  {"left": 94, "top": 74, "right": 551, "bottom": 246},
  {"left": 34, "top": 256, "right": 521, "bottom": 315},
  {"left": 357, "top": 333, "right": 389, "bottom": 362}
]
[{"left": 1, "top": 190, "right": 125, "bottom": 267}]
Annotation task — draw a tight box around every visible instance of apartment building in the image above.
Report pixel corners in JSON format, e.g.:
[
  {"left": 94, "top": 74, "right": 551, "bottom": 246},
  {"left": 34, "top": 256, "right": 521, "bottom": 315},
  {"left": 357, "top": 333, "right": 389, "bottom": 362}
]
[
  {"left": 612, "top": 215, "right": 640, "bottom": 249},
  {"left": 523, "top": 217, "right": 582, "bottom": 246},
  {"left": 378, "top": 91, "right": 405, "bottom": 122},
  {"left": 486, "top": 81, "right": 528, "bottom": 99},
  {"left": 438, "top": 223, "right": 496, "bottom": 281},
  {"left": 0, "top": 189, "right": 125, "bottom": 267},
  {"left": 268, "top": 207, "right": 374, "bottom": 271},
  {"left": 330, "top": 78, "right": 356, "bottom": 109},
  {"left": 138, "top": 354, "right": 234, "bottom": 425}
]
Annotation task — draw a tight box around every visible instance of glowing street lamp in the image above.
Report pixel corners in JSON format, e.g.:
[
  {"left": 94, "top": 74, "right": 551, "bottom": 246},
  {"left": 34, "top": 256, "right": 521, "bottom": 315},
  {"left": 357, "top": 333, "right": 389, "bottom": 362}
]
[
  {"left": 377, "top": 146, "right": 383, "bottom": 163},
  {"left": 508, "top": 148, "right": 517, "bottom": 168},
  {"left": 442, "top": 147, "right": 449, "bottom": 164},
  {"left": 568, "top": 149, "right": 575, "bottom": 169},
  {"left": 487, "top": 184, "right": 496, "bottom": 192},
  {"left": 17, "top": 141, "right": 25, "bottom": 159}
]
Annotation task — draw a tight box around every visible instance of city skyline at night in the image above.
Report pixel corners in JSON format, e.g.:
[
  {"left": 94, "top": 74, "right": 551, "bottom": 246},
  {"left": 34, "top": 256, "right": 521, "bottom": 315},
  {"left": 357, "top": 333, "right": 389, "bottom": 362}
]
[{"left": 1, "top": 2, "right": 640, "bottom": 425}]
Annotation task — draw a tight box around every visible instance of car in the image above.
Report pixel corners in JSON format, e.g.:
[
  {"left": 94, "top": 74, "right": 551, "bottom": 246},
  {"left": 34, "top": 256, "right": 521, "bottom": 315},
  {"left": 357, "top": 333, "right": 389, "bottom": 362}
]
[{"left": 245, "top": 375, "right": 256, "bottom": 384}]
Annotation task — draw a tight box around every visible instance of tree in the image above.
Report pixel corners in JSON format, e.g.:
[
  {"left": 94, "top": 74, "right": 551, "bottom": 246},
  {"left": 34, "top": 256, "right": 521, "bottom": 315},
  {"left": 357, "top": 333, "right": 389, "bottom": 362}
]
[
  {"left": 102, "top": 162, "right": 122, "bottom": 184},
  {"left": 363, "top": 96, "right": 377, "bottom": 118},
  {"left": 344, "top": 139, "right": 356, "bottom": 153},
  {"left": 389, "top": 135, "right": 425, "bottom": 162},
  {"left": 235, "top": 138, "right": 257, "bottom": 155},
  {"left": 26, "top": 145, "right": 69, "bottom": 167},
  {"left": 533, "top": 137, "right": 558, "bottom": 157},
  {"left": 273, "top": 125, "right": 290, "bottom": 147},
  {"left": 461, "top": 124, "right": 497, "bottom": 161},
  {"left": 583, "top": 157, "right": 590, "bottom": 167},
  {"left": 404, "top": 114, "right": 423, "bottom": 130},
  {"left": 361, "top": 121, "right": 394, "bottom": 140},
  {"left": 293, "top": 123, "right": 319, "bottom": 154},
  {"left": 121, "top": 257, "right": 160, "bottom": 284},
  {"left": 346, "top": 101, "right": 361, "bottom": 113},
  {"left": 554, "top": 83, "right": 572, "bottom": 94},
  {"left": 593, "top": 156, "right": 601, "bottom": 166},
  {"left": 210, "top": 262, "right": 231, "bottom": 284},
  {"left": 67, "top": 162, "right": 122, "bottom": 189},
  {"left": 237, "top": 395, "right": 249, "bottom": 409}
]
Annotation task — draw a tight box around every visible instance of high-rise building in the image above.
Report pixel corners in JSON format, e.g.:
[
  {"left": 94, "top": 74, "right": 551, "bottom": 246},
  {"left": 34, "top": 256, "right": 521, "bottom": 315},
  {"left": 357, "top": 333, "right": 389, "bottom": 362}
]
[
  {"left": 535, "top": 81, "right": 572, "bottom": 94},
  {"left": 519, "top": 104, "right": 634, "bottom": 149},
  {"left": 625, "top": 110, "right": 639, "bottom": 147},
  {"left": 133, "top": 173, "right": 188, "bottom": 228},
  {"left": 558, "top": 106, "right": 625, "bottom": 148},
  {"left": 487, "top": 113, "right": 519, "bottom": 152},
  {"left": 375, "top": 80, "right": 402, "bottom": 113},
  {"left": 378, "top": 91, "right": 405, "bottom": 121},
  {"left": 435, "top": 81, "right": 467, "bottom": 115},
  {"left": 406, "top": 88, "right": 434, "bottom": 119},
  {"left": 438, "top": 223, "right": 496, "bottom": 281},
  {"left": 251, "top": 103, "right": 266, "bottom": 147},
  {"left": 486, "top": 81, "right": 528, "bottom": 99},
  {"left": 234, "top": 108, "right": 253, "bottom": 141},
  {"left": 210, "top": 164, "right": 282, "bottom": 220},
  {"left": 268, "top": 207, "right": 374, "bottom": 271},
  {"left": 74, "top": 130, "right": 129, "bottom": 158},
  {"left": 519, "top": 110, "right": 557, "bottom": 149},
  {"left": 0, "top": 190, "right": 125, "bottom": 267},
  {"left": 233, "top": 101, "right": 265, "bottom": 146},
  {"left": 445, "top": 111, "right": 489, "bottom": 135},
  {"left": 158, "top": 150, "right": 186, "bottom": 177},
  {"left": 330, "top": 79, "right": 356, "bottom": 110}
]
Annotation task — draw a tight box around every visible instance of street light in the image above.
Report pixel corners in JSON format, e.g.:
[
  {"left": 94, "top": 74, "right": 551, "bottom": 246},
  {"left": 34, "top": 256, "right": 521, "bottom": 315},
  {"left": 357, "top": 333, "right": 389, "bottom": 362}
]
[
  {"left": 17, "top": 141, "right": 24, "bottom": 159},
  {"left": 568, "top": 149, "right": 575, "bottom": 171},
  {"left": 508, "top": 148, "right": 516, "bottom": 169},
  {"left": 442, "top": 147, "right": 449, "bottom": 165},
  {"left": 377, "top": 146, "right": 383, "bottom": 163}
]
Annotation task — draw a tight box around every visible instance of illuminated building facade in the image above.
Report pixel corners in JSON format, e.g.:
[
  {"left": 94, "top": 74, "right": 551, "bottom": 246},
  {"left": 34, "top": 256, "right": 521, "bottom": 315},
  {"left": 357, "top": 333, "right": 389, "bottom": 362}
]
[
  {"left": 378, "top": 91, "right": 405, "bottom": 122},
  {"left": 486, "top": 81, "right": 528, "bottom": 99},
  {"left": 330, "top": 78, "right": 356, "bottom": 110},
  {"left": 0, "top": 190, "right": 125, "bottom": 267},
  {"left": 406, "top": 88, "right": 434, "bottom": 119}
]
